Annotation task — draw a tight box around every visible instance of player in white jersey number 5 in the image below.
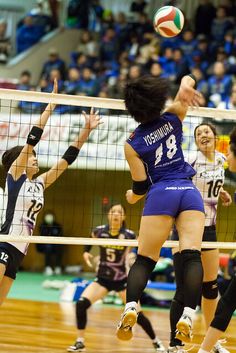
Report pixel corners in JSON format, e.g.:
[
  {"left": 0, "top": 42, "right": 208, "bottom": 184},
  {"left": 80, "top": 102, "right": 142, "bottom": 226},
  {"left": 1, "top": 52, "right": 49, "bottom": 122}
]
[{"left": 0, "top": 79, "right": 102, "bottom": 305}]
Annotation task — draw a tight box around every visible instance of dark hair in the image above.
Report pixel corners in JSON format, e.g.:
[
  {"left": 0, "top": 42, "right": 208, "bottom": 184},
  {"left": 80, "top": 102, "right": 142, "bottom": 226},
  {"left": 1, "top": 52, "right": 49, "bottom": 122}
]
[
  {"left": 194, "top": 123, "right": 217, "bottom": 140},
  {"left": 229, "top": 127, "right": 236, "bottom": 157},
  {"left": 21, "top": 70, "right": 31, "bottom": 77},
  {"left": 2, "top": 146, "right": 36, "bottom": 172},
  {"left": 2, "top": 146, "right": 24, "bottom": 172},
  {"left": 124, "top": 75, "right": 169, "bottom": 123}
]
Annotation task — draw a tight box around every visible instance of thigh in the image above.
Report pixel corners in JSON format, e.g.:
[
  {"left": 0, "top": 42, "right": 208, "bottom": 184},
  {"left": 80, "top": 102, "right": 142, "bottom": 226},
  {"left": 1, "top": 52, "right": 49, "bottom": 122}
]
[
  {"left": 201, "top": 249, "right": 219, "bottom": 282},
  {"left": 81, "top": 281, "right": 108, "bottom": 304},
  {"left": 176, "top": 210, "right": 205, "bottom": 251},
  {"left": 138, "top": 215, "right": 174, "bottom": 261},
  {"left": 0, "top": 275, "right": 14, "bottom": 305}
]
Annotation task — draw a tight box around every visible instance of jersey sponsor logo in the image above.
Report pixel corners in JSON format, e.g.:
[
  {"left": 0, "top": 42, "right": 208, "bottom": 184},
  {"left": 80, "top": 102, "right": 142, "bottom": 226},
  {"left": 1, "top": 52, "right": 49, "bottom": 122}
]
[
  {"left": 199, "top": 168, "right": 224, "bottom": 179},
  {"left": 165, "top": 186, "right": 194, "bottom": 190},
  {"left": 143, "top": 122, "right": 174, "bottom": 146},
  {"left": 101, "top": 245, "right": 125, "bottom": 250}
]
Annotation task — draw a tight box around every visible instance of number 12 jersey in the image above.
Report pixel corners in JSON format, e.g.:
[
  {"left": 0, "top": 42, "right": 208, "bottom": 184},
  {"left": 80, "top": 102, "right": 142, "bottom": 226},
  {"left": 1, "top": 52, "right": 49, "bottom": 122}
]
[{"left": 0, "top": 173, "right": 44, "bottom": 254}]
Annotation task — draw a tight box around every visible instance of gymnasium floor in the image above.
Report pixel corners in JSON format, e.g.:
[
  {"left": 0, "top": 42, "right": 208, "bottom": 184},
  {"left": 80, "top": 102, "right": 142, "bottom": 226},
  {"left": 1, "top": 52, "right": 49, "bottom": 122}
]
[{"left": 1, "top": 271, "right": 236, "bottom": 353}]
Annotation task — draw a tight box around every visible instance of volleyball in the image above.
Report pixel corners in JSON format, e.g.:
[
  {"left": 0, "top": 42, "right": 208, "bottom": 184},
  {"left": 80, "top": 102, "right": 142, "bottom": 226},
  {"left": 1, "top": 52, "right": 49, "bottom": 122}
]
[{"left": 153, "top": 6, "right": 184, "bottom": 37}]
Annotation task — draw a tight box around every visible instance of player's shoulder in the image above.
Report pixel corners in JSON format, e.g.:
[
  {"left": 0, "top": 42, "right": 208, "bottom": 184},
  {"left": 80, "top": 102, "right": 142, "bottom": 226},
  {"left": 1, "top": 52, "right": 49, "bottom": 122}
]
[
  {"left": 122, "top": 228, "right": 136, "bottom": 239},
  {"left": 93, "top": 225, "right": 109, "bottom": 237},
  {"left": 215, "top": 151, "right": 226, "bottom": 162}
]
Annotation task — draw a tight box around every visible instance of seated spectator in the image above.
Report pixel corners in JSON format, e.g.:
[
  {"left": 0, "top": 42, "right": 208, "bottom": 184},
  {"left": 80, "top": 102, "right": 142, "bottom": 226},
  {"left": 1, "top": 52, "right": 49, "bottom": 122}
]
[
  {"left": 41, "top": 48, "right": 66, "bottom": 80},
  {"left": 158, "top": 47, "right": 175, "bottom": 79},
  {"left": 100, "top": 28, "right": 119, "bottom": 63},
  {"left": 16, "top": 15, "right": 44, "bottom": 54},
  {"left": 76, "top": 30, "right": 99, "bottom": 59},
  {"left": 17, "top": 70, "right": 33, "bottom": 90},
  {"left": 191, "top": 66, "right": 209, "bottom": 97},
  {"left": 77, "top": 67, "right": 99, "bottom": 96},
  {"left": 127, "top": 64, "right": 143, "bottom": 80},
  {"left": 0, "top": 19, "right": 11, "bottom": 63},
  {"left": 42, "top": 68, "right": 64, "bottom": 93},
  {"left": 171, "top": 48, "right": 190, "bottom": 84},
  {"left": 191, "top": 35, "right": 210, "bottom": 71},
  {"left": 17, "top": 70, "right": 41, "bottom": 113},
  {"left": 150, "top": 62, "right": 166, "bottom": 78},
  {"left": 179, "top": 29, "right": 197, "bottom": 63},
  {"left": 37, "top": 211, "right": 63, "bottom": 276},
  {"left": 107, "top": 72, "right": 127, "bottom": 99},
  {"left": 126, "top": 33, "right": 140, "bottom": 62},
  {"left": 114, "top": 12, "right": 130, "bottom": 52},
  {"left": 210, "top": 5, "right": 233, "bottom": 44},
  {"left": 217, "top": 85, "right": 236, "bottom": 109},
  {"left": 64, "top": 67, "right": 80, "bottom": 95},
  {"left": 70, "top": 52, "right": 90, "bottom": 71},
  {"left": 208, "top": 61, "right": 232, "bottom": 105},
  {"left": 130, "top": 0, "right": 147, "bottom": 14}
]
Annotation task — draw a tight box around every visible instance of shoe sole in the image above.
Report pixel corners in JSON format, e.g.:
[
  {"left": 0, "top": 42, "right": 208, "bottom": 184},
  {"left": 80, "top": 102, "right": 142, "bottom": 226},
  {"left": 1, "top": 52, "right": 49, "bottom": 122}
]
[
  {"left": 116, "top": 311, "right": 137, "bottom": 341},
  {"left": 67, "top": 346, "right": 86, "bottom": 352},
  {"left": 176, "top": 321, "right": 192, "bottom": 343}
]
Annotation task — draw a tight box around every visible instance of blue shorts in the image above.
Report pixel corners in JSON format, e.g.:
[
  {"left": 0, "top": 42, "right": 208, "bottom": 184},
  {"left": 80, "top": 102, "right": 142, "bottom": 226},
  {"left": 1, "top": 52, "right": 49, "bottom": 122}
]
[{"left": 143, "top": 179, "right": 204, "bottom": 217}]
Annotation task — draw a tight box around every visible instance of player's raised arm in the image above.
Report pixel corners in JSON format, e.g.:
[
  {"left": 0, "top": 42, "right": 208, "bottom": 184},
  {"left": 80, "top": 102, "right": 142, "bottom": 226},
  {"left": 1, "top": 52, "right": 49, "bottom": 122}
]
[
  {"left": 9, "top": 79, "right": 58, "bottom": 181},
  {"left": 40, "top": 108, "right": 103, "bottom": 189},
  {"left": 165, "top": 75, "right": 202, "bottom": 121}
]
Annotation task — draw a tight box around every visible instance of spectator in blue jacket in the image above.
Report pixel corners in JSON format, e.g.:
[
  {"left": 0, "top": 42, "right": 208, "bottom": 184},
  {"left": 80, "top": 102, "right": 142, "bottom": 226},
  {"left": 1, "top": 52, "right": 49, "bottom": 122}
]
[
  {"left": 208, "top": 61, "right": 232, "bottom": 104},
  {"left": 41, "top": 48, "right": 66, "bottom": 80},
  {"left": 16, "top": 15, "right": 44, "bottom": 54}
]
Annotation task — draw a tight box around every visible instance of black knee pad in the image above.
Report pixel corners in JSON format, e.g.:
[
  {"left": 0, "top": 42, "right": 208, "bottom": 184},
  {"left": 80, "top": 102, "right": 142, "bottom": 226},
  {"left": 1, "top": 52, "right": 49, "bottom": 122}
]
[
  {"left": 202, "top": 279, "right": 218, "bottom": 299},
  {"left": 181, "top": 249, "right": 201, "bottom": 262},
  {"left": 136, "top": 254, "right": 156, "bottom": 272},
  {"left": 76, "top": 297, "right": 91, "bottom": 329},
  {"left": 211, "top": 296, "right": 234, "bottom": 332}
]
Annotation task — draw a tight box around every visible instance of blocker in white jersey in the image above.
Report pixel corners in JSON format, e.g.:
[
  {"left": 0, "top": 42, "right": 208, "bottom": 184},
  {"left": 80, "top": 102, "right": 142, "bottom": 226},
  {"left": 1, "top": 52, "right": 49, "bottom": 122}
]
[
  {"left": 189, "top": 150, "right": 226, "bottom": 226},
  {"left": 0, "top": 79, "right": 102, "bottom": 312}
]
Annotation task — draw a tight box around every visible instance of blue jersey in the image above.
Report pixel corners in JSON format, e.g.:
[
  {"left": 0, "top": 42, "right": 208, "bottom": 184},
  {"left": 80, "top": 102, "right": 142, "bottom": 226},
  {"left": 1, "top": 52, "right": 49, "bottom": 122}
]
[{"left": 127, "top": 112, "right": 195, "bottom": 184}]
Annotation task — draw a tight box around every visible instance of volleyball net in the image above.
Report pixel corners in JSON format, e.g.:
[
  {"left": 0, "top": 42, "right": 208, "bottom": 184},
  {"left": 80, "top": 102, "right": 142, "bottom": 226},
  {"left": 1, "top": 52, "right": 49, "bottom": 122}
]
[{"left": 0, "top": 88, "right": 235, "bottom": 249}]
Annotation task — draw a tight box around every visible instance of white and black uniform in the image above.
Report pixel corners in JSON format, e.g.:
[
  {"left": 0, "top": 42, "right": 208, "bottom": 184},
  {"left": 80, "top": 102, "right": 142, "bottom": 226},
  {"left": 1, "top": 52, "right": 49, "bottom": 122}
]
[
  {"left": 0, "top": 172, "right": 44, "bottom": 278},
  {"left": 172, "top": 151, "right": 226, "bottom": 248}
]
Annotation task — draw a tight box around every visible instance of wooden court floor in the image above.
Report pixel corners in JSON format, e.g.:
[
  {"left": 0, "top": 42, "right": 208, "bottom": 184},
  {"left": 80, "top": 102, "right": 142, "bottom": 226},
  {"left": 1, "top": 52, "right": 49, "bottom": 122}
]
[{"left": 0, "top": 299, "right": 236, "bottom": 353}]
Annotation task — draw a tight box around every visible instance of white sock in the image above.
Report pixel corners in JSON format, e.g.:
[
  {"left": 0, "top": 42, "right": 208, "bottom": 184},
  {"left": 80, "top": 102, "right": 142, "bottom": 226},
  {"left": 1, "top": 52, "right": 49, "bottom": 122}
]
[
  {"left": 182, "top": 307, "right": 195, "bottom": 320},
  {"left": 76, "top": 337, "right": 84, "bottom": 343},
  {"left": 124, "top": 301, "right": 137, "bottom": 311},
  {"left": 198, "top": 348, "right": 210, "bottom": 353}
]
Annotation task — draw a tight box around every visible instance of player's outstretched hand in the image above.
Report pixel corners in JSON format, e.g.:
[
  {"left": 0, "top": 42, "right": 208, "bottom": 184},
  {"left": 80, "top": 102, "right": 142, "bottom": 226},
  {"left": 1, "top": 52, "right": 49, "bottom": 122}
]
[
  {"left": 83, "top": 252, "right": 94, "bottom": 268},
  {"left": 82, "top": 108, "right": 103, "bottom": 130},
  {"left": 178, "top": 83, "right": 202, "bottom": 107}
]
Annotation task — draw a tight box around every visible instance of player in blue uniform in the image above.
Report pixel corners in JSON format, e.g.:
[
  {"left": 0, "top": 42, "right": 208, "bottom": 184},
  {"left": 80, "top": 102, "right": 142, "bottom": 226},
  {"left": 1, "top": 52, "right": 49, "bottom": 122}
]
[
  {"left": 169, "top": 123, "right": 232, "bottom": 353},
  {"left": 67, "top": 204, "right": 165, "bottom": 352},
  {"left": 197, "top": 127, "right": 236, "bottom": 353},
  {"left": 0, "top": 79, "right": 102, "bottom": 306},
  {"left": 116, "top": 74, "right": 205, "bottom": 342}
]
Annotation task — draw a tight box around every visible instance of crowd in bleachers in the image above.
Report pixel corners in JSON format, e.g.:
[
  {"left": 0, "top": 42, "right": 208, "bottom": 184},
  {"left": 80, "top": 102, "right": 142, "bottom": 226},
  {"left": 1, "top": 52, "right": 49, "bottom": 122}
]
[{"left": 2, "top": 0, "right": 236, "bottom": 112}]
